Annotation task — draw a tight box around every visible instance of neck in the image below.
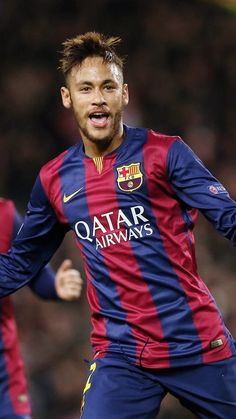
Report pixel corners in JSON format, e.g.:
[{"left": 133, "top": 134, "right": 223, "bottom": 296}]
[{"left": 82, "top": 126, "right": 124, "bottom": 158}]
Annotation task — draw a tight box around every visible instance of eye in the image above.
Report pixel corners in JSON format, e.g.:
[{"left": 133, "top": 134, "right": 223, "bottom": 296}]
[
  {"left": 79, "top": 86, "right": 91, "bottom": 92},
  {"left": 105, "top": 84, "right": 116, "bottom": 92}
]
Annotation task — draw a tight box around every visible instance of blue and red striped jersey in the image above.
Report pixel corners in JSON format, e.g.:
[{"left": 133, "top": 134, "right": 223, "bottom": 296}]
[
  {"left": 0, "top": 198, "right": 31, "bottom": 416},
  {"left": 0, "top": 198, "right": 59, "bottom": 416},
  {"left": 1, "top": 126, "right": 236, "bottom": 369}
]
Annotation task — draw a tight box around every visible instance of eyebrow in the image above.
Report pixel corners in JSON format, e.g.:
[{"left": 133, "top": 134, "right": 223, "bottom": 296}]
[
  {"left": 102, "top": 79, "right": 117, "bottom": 84},
  {"left": 76, "top": 81, "right": 93, "bottom": 86},
  {"left": 76, "top": 79, "right": 118, "bottom": 87}
]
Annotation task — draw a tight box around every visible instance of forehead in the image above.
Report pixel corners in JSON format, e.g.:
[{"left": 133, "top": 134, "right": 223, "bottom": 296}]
[{"left": 69, "top": 56, "right": 123, "bottom": 85}]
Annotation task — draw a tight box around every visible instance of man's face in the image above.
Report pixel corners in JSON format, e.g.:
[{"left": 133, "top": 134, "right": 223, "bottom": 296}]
[{"left": 61, "top": 56, "right": 129, "bottom": 146}]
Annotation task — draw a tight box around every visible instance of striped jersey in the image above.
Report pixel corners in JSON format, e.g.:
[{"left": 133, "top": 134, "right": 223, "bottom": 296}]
[
  {"left": 0, "top": 198, "right": 31, "bottom": 416},
  {"left": 0, "top": 198, "right": 58, "bottom": 416},
  {"left": 1, "top": 126, "right": 236, "bottom": 369}
]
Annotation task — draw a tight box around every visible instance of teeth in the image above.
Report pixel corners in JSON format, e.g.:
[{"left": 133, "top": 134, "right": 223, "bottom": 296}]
[{"left": 90, "top": 113, "right": 107, "bottom": 118}]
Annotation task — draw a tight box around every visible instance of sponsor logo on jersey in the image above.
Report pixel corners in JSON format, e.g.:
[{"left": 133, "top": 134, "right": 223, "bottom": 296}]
[
  {"left": 63, "top": 187, "right": 83, "bottom": 203},
  {"left": 208, "top": 183, "right": 227, "bottom": 195},
  {"left": 116, "top": 163, "right": 143, "bottom": 192},
  {"left": 74, "top": 205, "right": 154, "bottom": 249}
]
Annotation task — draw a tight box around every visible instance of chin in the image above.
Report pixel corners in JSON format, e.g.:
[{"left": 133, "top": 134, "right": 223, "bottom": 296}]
[
  {"left": 91, "top": 134, "right": 112, "bottom": 144},
  {"left": 87, "top": 127, "right": 113, "bottom": 143}
]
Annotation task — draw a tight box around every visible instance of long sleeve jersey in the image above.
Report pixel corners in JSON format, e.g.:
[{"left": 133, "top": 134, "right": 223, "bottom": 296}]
[
  {"left": 0, "top": 126, "right": 236, "bottom": 369},
  {"left": 0, "top": 198, "right": 58, "bottom": 416}
]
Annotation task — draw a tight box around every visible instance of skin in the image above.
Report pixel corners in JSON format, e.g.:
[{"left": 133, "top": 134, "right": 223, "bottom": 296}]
[
  {"left": 55, "top": 259, "right": 83, "bottom": 301},
  {"left": 61, "top": 56, "right": 129, "bottom": 158}
]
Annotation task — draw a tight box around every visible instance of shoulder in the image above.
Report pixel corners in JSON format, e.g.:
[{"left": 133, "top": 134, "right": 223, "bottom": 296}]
[
  {"left": 37, "top": 145, "right": 80, "bottom": 204},
  {"left": 144, "top": 128, "right": 181, "bottom": 167},
  {"left": 39, "top": 145, "right": 79, "bottom": 185},
  {"left": 40, "top": 149, "right": 69, "bottom": 179},
  {"left": 125, "top": 125, "right": 180, "bottom": 151},
  {"left": 147, "top": 129, "right": 180, "bottom": 149}
]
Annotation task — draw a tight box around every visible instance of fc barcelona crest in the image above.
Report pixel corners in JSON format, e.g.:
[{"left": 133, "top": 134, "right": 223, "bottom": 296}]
[{"left": 116, "top": 163, "right": 143, "bottom": 192}]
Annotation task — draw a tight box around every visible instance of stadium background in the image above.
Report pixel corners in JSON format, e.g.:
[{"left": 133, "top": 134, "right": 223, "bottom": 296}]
[{"left": 1, "top": 0, "right": 236, "bottom": 417}]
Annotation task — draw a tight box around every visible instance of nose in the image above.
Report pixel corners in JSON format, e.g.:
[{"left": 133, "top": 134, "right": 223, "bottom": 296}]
[{"left": 92, "top": 88, "right": 106, "bottom": 105}]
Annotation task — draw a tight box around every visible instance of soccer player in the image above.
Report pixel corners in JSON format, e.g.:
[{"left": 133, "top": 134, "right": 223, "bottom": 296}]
[
  {"left": 0, "top": 32, "right": 236, "bottom": 418},
  {"left": 0, "top": 197, "right": 82, "bottom": 418}
]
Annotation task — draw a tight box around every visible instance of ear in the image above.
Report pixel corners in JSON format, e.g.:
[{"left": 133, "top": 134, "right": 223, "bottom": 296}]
[
  {"left": 122, "top": 83, "right": 129, "bottom": 107},
  {"left": 61, "top": 86, "right": 72, "bottom": 109}
]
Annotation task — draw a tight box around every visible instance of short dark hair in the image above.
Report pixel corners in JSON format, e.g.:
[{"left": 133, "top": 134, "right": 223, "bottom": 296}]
[{"left": 59, "top": 31, "right": 125, "bottom": 79}]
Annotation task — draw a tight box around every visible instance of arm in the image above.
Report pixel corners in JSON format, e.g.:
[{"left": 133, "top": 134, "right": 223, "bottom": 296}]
[
  {"left": 29, "top": 264, "right": 58, "bottom": 299},
  {"left": 30, "top": 260, "right": 83, "bottom": 301},
  {"left": 12, "top": 207, "right": 58, "bottom": 299},
  {"left": 167, "top": 138, "right": 236, "bottom": 244},
  {"left": 13, "top": 206, "right": 83, "bottom": 300},
  {"left": 0, "top": 176, "right": 68, "bottom": 297}
]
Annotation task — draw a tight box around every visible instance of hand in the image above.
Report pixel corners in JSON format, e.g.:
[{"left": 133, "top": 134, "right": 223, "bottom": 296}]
[{"left": 55, "top": 259, "right": 83, "bottom": 301}]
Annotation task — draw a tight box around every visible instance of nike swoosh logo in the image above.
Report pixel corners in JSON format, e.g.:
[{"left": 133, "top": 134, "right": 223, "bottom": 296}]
[{"left": 63, "top": 187, "right": 83, "bottom": 203}]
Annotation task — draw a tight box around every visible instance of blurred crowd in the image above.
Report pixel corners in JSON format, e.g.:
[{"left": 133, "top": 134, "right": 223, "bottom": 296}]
[{"left": 1, "top": 0, "right": 236, "bottom": 418}]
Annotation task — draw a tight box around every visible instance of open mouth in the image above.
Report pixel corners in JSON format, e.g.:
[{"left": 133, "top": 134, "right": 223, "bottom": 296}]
[{"left": 89, "top": 112, "right": 110, "bottom": 127}]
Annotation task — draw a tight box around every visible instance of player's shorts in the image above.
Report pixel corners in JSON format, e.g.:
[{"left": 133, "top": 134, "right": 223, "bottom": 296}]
[{"left": 81, "top": 353, "right": 236, "bottom": 418}]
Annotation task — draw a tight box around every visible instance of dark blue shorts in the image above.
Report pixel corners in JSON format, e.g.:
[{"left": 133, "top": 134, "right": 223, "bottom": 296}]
[{"left": 81, "top": 354, "right": 236, "bottom": 418}]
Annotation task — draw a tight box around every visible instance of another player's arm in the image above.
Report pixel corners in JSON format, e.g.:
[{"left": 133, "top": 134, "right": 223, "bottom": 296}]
[{"left": 0, "top": 176, "right": 68, "bottom": 297}]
